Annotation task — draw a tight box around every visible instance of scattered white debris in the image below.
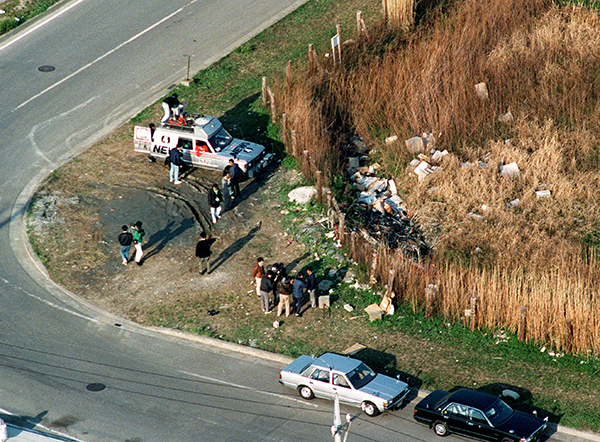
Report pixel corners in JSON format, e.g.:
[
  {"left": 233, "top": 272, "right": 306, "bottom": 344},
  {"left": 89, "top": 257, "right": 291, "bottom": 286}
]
[
  {"left": 405, "top": 136, "right": 424, "bottom": 154},
  {"left": 499, "top": 162, "right": 520, "bottom": 177},
  {"left": 385, "top": 135, "right": 398, "bottom": 145},
  {"left": 475, "top": 82, "right": 489, "bottom": 100},
  {"left": 535, "top": 190, "right": 551, "bottom": 198},
  {"left": 507, "top": 198, "right": 520, "bottom": 208},
  {"left": 343, "top": 304, "right": 354, "bottom": 312},
  {"left": 288, "top": 186, "right": 317, "bottom": 204},
  {"left": 498, "top": 111, "right": 514, "bottom": 123}
]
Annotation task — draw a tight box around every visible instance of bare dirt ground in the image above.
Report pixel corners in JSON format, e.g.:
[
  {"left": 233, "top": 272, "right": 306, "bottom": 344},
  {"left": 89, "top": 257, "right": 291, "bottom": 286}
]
[{"left": 29, "top": 125, "right": 309, "bottom": 324}]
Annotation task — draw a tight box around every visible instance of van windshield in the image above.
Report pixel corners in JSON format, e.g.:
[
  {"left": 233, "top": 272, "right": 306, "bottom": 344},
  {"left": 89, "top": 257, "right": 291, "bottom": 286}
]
[{"left": 208, "top": 128, "right": 233, "bottom": 152}]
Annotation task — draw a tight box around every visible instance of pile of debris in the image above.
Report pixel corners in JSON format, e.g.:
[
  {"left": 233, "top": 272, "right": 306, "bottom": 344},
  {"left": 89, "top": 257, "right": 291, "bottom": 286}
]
[{"left": 345, "top": 154, "right": 431, "bottom": 261}]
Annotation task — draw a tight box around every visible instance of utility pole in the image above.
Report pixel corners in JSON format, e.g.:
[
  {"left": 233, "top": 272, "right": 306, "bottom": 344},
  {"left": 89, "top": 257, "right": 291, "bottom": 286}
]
[{"left": 331, "top": 394, "right": 361, "bottom": 442}]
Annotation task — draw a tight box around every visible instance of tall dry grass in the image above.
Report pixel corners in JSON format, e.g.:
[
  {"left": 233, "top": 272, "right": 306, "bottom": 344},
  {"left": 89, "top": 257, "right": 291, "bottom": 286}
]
[{"left": 279, "top": 0, "right": 600, "bottom": 354}]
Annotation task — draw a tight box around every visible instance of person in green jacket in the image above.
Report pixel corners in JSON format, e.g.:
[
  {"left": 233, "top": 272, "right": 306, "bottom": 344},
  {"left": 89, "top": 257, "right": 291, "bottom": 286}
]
[{"left": 131, "top": 221, "right": 146, "bottom": 265}]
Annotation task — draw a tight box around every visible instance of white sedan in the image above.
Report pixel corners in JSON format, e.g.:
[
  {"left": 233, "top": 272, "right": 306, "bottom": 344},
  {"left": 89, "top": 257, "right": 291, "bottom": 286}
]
[{"left": 279, "top": 352, "right": 410, "bottom": 416}]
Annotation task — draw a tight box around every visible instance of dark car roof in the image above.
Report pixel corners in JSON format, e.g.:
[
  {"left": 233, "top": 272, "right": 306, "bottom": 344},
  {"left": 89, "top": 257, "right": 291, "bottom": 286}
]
[{"left": 443, "top": 389, "right": 499, "bottom": 410}]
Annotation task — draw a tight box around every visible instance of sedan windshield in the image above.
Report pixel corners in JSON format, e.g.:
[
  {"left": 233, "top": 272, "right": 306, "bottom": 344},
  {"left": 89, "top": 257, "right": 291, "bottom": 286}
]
[
  {"left": 346, "top": 362, "right": 376, "bottom": 389},
  {"left": 208, "top": 127, "right": 233, "bottom": 151},
  {"left": 484, "top": 398, "right": 514, "bottom": 426}
]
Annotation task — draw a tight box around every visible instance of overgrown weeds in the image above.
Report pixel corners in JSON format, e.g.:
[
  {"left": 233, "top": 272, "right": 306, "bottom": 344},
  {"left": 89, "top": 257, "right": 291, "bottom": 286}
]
[{"left": 278, "top": 0, "right": 600, "bottom": 354}]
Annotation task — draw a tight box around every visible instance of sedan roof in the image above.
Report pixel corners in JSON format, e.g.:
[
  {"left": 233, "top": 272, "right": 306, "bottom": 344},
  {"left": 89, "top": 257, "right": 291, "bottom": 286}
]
[
  {"left": 445, "top": 389, "right": 499, "bottom": 409},
  {"left": 314, "top": 353, "right": 362, "bottom": 374}
]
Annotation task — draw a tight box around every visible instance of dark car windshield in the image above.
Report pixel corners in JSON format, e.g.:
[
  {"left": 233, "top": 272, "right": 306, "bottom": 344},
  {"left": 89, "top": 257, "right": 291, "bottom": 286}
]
[
  {"left": 484, "top": 398, "right": 514, "bottom": 426},
  {"left": 347, "top": 362, "right": 376, "bottom": 389},
  {"left": 208, "top": 127, "right": 232, "bottom": 151}
]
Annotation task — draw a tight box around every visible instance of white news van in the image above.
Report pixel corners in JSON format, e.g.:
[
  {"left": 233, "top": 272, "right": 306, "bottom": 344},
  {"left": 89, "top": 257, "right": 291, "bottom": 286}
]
[{"left": 134, "top": 114, "right": 273, "bottom": 177}]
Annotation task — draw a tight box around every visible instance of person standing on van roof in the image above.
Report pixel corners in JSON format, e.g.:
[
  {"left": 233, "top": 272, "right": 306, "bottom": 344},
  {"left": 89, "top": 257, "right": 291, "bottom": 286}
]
[
  {"left": 161, "top": 93, "right": 183, "bottom": 124},
  {"left": 169, "top": 145, "right": 183, "bottom": 184},
  {"left": 227, "top": 158, "right": 241, "bottom": 199}
]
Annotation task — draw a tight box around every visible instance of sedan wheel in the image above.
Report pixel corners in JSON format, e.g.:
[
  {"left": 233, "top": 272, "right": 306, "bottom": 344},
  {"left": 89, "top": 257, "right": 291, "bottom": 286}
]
[
  {"left": 298, "top": 385, "right": 314, "bottom": 400},
  {"left": 362, "top": 401, "right": 380, "bottom": 417},
  {"left": 433, "top": 421, "right": 449, "bottom": 437}
]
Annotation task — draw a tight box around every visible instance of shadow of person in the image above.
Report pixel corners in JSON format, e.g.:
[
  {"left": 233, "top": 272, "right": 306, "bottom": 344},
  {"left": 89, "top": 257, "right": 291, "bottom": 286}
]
[
  {"left": 210, "top": 224, "right": 261, "bottom": 272},
  {"left": 0, "top": 410, "right": 48, "bottom": 436},
  {"left": 143, "top": 217, "right": 195, "bottom": 260}
]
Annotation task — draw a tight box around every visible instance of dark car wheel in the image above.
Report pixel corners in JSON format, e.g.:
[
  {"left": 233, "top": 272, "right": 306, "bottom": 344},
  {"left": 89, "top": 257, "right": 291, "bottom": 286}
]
[
  {"left": 433, "top": 421, "right": 449, "bottom": 437},
  {"left": 298, "top": 385, "right": 314, "bottom": 400},
  {"left": 362, "top": 401, "right": 380, "bottom": 417}
]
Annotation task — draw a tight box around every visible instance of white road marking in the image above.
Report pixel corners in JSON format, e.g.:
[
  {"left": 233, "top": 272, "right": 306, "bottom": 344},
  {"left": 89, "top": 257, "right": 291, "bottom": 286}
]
[
  {"left": 179, "top": 370, "right": 319, "bottom": 408},
  {"left": 27, "top": 95, "right": 99, "bottom": 166},
  {"left": 0, "top": 277, "right": 97, "bottom": 322},
  {"left": 13, "top": 0, "right": 201, "bottom": 111}
]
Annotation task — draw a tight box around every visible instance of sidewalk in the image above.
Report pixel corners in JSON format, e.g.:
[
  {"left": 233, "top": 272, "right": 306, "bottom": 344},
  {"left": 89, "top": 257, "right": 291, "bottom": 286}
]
[{"left": 3, "top": 423, "right": 79, "bottom": 442}]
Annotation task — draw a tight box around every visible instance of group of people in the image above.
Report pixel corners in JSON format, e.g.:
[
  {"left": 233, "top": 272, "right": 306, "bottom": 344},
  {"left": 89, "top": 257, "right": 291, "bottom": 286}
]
[
  {"left": 117, "top": 221, "right": 146, "bottom": 266},
  {"left": 252, "top": 258, "right": 316, "bottom": 317}
]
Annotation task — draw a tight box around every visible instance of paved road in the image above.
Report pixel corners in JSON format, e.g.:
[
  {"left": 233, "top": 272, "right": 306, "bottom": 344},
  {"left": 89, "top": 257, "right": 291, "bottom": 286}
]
[{"left": 0, "top": 0, "right": 599, "bottom": 441}]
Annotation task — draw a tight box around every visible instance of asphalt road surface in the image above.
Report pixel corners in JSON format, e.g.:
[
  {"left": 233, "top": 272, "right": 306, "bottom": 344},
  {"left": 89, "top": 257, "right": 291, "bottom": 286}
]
[{"left": 0, "top": 0, "right": 597, "bottom": 441}]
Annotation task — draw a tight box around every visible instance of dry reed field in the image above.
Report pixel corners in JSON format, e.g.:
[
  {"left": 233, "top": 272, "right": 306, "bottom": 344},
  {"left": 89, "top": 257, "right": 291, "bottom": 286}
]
[{"left": 277, "top": 0, "right": 600, "bottom": 354}]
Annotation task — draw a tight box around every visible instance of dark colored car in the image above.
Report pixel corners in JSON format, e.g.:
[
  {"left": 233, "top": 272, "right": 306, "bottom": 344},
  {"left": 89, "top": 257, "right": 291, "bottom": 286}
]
[{"left": 413, "top": 388, "right": 548, "bottom": 442}]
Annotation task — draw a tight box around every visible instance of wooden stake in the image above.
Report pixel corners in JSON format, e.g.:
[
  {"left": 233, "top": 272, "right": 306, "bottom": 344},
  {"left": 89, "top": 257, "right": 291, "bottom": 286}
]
[
  {"left": 316, "top": 170, "right": 322, "bottom": 203},
  {"left": 518, "top": 306, "right": 527, "bottom": 342},
  {"left": 369, "top": 250, "right": 378, "bottom": 286},
  {"left": 470, "top": 296, "right": 477, "bottom": 331},
  {"left": 261, "top": 76, "right": 268, "bottom": 107},
  {"left": 286, "top": 60, "right": 292, "bottom": 90},
  {"left": 425, "top": 285, "right": 434, "bottom": 318},
  {"left": 338, "top": 213, "right": 345, "bottom": 245},
  {"left": 268, "top": 88, "right": 277, "bottom": 123},
  {"left": 281, "top": 113, "right": 288, "bottom": 144},
  {"left": 308, "top": 44, "right": 315, "bottom": 75},
  {"left": 386, "top": 269, "right": 395, "bottom": 297},
  {"left": 382, "top": 0, "right": 388, "bottom": 24},
  {"left": 351, "top": 231, "right": 357, "bottom": 261},
  {"left": 291, "top": 130, "right": 298, "bottom": 157},
  {"left": 336, "top": 24, "right": 342, "bottom": 63},
  {"left": 565, "top": 318, "right": 574, "bottom": 353},
  {"left": 303, "top": 150, "right": 310, "bottom": 177}
]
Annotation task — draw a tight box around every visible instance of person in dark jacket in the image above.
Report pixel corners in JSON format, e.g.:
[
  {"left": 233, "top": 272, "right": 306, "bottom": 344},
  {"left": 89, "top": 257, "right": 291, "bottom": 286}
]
[
  {"left": 208, "top": 183, "right": 223, "bottom": 224},
  {"left": 227, "top": 158, "right": 242, "bottom": 198},
  {"left": 169, "top": 145, "right": 183, "bottom": 184},
  {"left": 161, "top": 93, "right": 183, "bottom": 124},
  {"left": 276, "top": 275, "right": 292, "bottom": 317},
  {"left": 292, "top": 272, "right": 307, "bottom": 316},
  {"left": 118, "top": 225, "right": 133, "bottom": 265},
  {"left": 306, "top": 267, "right": 317, "bottom": 308},
  {"left": 260, "top": 270, "right": 275, "bottom": 314},
  {"left": 195, "top": 231, "right": 215, "bottom": 274}
]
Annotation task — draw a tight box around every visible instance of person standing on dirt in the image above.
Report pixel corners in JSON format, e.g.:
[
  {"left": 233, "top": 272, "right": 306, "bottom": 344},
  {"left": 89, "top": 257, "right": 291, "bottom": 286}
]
[
  {"left": 227, "top": 158, "right": 241, "bottom": 199},
  {"left": 260, "top": 270, "right": 275, "bottom": 314},
  {"left": 252, "top": 257, "right": 264, "bottom": 297},
  {"left": 292, "top": 272, "right": 307, "bottom": 317},
  {"left": 208, "top": 183, "right": 223, "bottom": 224},
  {"left": 195, "top": 231, "right": 215, "bottom": 275},
  {"left": 118, "top": 225, "right": 133, "bottom": 265},
  {"left": 131, "top": 221, "right": 145, "bottom": 265},
  {"left": 306, "top": 267, "right": 317, "bottom": 308},
  {"left": 169, "top": 145, "right": 183, "bottom": 184},
  {"left": 221, "top": 168, "right": 232, "bottom": 211},
  {"left": 276, "top": 274, "right": 292, "bottom": 317}
]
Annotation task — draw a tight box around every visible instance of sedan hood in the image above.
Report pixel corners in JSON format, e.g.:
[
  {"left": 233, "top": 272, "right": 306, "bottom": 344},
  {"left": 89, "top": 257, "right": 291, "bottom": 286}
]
[
  {"left": 497, "top": 411, "right": 546, "bottom": 439},
  {"left": 359, "top": 374, "right": 409, "bottom": 401}
]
